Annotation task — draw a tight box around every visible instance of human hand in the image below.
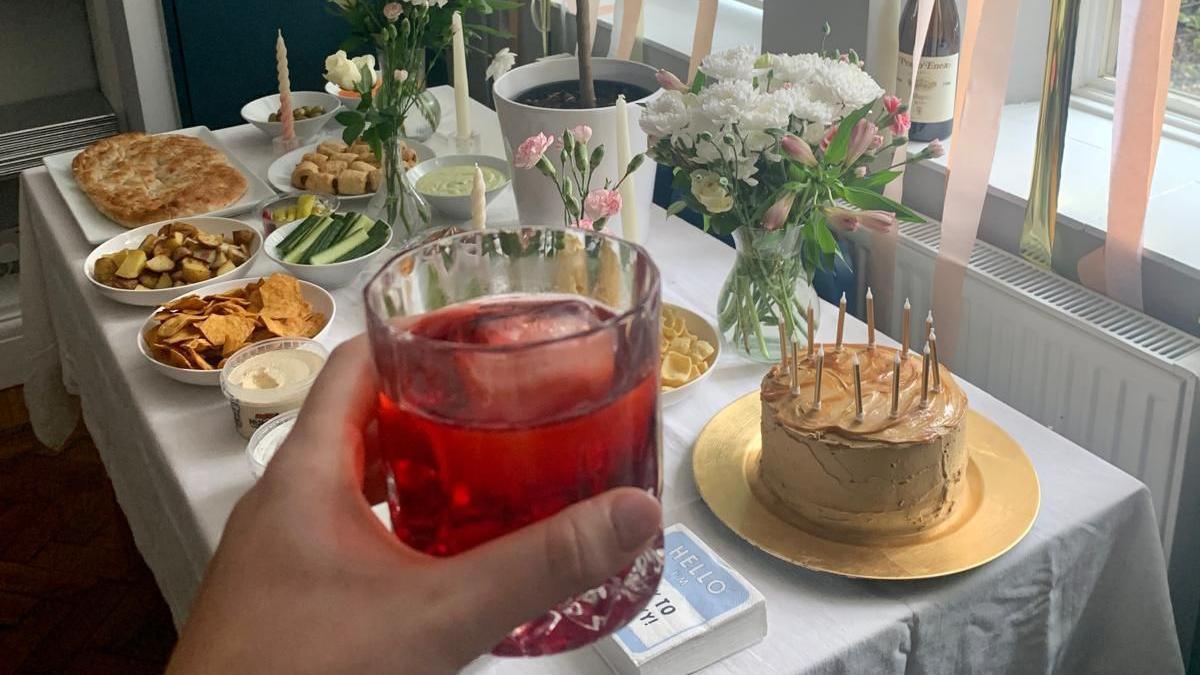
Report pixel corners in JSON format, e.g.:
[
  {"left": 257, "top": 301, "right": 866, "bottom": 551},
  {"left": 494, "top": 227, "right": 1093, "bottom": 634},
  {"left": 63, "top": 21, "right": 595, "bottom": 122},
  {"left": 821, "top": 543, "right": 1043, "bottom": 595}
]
[{"left": 167, "top": 336, "right": 662, "bottom": 675}]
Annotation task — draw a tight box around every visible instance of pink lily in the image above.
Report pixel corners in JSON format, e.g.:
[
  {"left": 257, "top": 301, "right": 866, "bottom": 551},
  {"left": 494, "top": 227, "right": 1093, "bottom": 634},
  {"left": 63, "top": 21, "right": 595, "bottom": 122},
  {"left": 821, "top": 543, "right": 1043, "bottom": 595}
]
[
  {"left": 761, "top": 193, "right": 796, "bottom": 231},
  {"left": 780, "top": 134, "right": 817, "bottom": 167},
  {"left": 655, "top": 69, "right": 688, "bottom": 92},
  {"left": 845, "top": 119, "right": 878, "bottom": 165},
  {"left": 823, "top": 205, "right": 860, "bottom": 232},
  {"left": 857, "top": 210, "right": 897, "bottom": 233},
  {"left": 883, "top": 94, "right": 902, "bottom": 114},
  {"left": 927, "top": 138, "right": 945, "bottom": 158}
]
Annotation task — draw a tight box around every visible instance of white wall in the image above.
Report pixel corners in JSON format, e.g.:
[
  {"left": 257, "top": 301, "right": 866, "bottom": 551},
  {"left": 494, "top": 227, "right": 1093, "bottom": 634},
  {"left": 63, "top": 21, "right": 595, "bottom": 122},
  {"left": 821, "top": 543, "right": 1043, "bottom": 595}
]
[
  {"left": 84, "top": 0, "right": 179, "bottom": 132},
  {"left": 0, "top": 0, "right": 100, "bottom": 107}
]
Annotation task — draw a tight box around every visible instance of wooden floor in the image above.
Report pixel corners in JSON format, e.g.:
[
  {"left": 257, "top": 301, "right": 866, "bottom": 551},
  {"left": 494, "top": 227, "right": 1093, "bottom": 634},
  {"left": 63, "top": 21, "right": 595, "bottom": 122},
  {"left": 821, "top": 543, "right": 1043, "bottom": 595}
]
[{"left": 0, "top": 387, "right": 176, "bottom": 674}]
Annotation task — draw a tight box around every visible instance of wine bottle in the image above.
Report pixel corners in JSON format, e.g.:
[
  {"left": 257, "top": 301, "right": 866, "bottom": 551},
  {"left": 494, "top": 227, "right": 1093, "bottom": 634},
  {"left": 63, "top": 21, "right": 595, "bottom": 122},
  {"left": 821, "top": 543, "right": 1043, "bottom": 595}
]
[{"left": 896, "top": 0, "right": 962, "bottom": 142}]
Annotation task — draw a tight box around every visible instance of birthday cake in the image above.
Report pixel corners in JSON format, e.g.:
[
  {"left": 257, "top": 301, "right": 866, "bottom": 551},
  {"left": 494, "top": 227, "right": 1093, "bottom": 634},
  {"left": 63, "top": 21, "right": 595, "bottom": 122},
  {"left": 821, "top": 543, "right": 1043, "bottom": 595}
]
[{"left": 757, "top": 343, "right": 968, "bottom": 539}]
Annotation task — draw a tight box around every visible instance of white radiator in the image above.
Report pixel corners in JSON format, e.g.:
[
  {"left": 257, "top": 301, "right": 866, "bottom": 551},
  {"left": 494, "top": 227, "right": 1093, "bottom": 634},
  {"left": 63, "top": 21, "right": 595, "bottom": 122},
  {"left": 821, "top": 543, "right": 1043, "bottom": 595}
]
[{"left": 851, "top": 221, "right": 1200, "bottom": 653}]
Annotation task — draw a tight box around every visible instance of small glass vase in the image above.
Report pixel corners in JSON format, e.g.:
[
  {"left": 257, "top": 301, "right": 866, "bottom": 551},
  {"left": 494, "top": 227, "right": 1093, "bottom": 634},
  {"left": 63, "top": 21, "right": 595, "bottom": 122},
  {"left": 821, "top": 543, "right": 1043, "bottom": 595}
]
[
  {"left": 367, "top": 137, "right": 432, "bottom": 246},
  {"left": 401, "top": 89, "right": 441, "bottom": 142},
  {"left": 717, "top": 227, "right": 821, "bottom": 363}
]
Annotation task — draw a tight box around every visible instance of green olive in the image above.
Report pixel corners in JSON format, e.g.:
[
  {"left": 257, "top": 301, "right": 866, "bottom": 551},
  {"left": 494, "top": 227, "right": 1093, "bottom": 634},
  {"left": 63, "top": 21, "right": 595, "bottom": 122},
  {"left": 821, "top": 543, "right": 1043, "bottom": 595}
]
[{"left": 268, "top": 112, "right": 279, "bottom": 122}]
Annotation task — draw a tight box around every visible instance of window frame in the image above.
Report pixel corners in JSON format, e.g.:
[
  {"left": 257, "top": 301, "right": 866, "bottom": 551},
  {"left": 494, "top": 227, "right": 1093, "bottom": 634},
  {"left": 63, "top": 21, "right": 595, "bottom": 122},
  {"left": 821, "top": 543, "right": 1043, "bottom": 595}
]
[{"left": 1070, "top": 0, "right": 1200, "bottom": 143}]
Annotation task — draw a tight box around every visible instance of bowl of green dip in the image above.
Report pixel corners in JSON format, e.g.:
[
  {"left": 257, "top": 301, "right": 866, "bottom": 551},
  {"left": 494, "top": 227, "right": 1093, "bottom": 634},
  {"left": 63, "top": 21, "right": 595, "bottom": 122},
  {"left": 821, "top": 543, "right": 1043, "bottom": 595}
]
[{"left": 409, "top": 154, "right": 512, "bottom": 220}]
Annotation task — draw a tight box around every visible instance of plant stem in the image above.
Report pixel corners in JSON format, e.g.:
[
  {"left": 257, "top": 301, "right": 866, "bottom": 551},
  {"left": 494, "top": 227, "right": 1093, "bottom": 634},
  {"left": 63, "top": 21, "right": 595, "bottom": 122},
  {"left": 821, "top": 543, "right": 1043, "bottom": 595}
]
[{"left": 576, "top": 0, "right": 596, "bottom": 108}]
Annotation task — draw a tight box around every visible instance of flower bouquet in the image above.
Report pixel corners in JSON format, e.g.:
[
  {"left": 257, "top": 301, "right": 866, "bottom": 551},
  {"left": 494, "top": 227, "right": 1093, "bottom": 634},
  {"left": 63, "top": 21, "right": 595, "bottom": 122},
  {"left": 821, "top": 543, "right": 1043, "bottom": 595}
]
[{"left": 642, "top": 45, "right": 942, "bottom": 361}]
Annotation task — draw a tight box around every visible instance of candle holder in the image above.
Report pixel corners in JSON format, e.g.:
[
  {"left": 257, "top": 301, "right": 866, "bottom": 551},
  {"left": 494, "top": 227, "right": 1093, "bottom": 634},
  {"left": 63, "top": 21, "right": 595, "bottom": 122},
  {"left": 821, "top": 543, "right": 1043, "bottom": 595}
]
[{"left": 446, "top": 130, "right": 481, "bottom": 155}]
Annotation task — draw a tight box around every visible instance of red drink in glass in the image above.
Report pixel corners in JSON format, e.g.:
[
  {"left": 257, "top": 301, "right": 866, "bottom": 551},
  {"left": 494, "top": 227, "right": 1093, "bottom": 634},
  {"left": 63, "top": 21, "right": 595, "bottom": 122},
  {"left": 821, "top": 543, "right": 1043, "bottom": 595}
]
[{"left": 365, "top": 229, "right": 663, "bottom": 656}]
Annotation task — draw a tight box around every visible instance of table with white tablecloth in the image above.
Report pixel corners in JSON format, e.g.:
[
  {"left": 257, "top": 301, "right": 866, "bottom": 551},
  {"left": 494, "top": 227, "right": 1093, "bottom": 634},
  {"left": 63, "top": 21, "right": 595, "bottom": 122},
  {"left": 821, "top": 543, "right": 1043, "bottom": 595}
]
[{"left": 17, "top": 86, "right": 1184, "bottom": 673}]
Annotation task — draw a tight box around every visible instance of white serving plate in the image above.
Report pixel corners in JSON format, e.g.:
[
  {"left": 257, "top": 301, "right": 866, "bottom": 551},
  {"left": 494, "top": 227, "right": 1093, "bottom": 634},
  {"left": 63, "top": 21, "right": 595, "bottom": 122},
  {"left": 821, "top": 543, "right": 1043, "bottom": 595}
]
[
  {"left": 43, "top": 126, "right": 277, "bottom": 245},
  {"left": 84, "top": 217, "right": 263, "bottom": 307},
  {"left": 264, "top": 216, "right": 393, "bottom": 289},
  {"left": 661, "top": 303, "right": 721, "bottom": 407},
  {"left": 240, "top": 91, "right": 342, "bottom": 141},
  {"left": 137, "top": 276, "right": 336, "bottom": 386},
  {"left": 266, "top": 137, "right": 435, "bottom": 202}
]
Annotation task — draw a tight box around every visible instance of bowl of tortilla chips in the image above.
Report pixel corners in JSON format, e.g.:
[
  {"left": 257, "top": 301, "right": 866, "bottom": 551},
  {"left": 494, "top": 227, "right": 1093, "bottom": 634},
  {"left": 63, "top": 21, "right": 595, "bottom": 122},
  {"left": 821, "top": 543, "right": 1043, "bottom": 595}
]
[{"left": 138, "top": 273, "right": 335, "bottom": 386}]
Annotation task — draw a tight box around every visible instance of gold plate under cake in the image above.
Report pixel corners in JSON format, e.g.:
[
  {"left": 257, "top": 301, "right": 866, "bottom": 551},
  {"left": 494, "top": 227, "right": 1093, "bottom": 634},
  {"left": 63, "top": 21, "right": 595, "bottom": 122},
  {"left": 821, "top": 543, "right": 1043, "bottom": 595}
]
[{"left": 693, "top": 392, "right": 1040, "bottom": 580}]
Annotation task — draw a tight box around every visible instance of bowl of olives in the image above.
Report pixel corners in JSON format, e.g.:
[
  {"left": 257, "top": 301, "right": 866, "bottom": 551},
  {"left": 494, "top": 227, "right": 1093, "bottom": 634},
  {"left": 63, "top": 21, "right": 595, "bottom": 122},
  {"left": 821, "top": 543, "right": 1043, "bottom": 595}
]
[{"left": 241, "top": 91, "right": 342, "bottom": 141}]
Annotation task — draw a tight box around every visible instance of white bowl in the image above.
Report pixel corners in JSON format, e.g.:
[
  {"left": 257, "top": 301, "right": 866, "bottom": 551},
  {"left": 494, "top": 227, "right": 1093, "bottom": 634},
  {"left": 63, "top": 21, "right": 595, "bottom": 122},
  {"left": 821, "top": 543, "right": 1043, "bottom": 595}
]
[
  {"left": 264, "top": 217, "right": 394, "bottom": 289},
  {"left": 408, "top": 154, "right": 513, "bottom": 220},
  {"left": 324, "top": 76, "right": 380, "bottom": 110},
  {"left": 84, "top": 217, "right": 263, "bottom": 307},
  {"left": 241, "top": 91, "right": 342, "bottom": 141},
  {"left": 661, "top": 303, "right": 721, "bottom": 407},
  {"left": 138, "top": 276, "right": 336, "bottom": 386}
]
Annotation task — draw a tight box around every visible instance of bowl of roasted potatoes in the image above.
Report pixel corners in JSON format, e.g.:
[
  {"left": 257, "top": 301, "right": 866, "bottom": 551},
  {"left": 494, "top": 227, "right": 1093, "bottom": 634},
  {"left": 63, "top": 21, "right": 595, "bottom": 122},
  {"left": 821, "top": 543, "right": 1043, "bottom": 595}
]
[{"left": 84, "top": 217, "right": 262, "bottom": 306}]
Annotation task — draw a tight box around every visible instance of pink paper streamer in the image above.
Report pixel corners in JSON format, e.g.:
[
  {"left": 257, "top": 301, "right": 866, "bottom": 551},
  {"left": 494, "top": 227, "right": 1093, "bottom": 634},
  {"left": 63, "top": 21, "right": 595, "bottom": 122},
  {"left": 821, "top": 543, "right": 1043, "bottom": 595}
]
[
  {"left": 872, "top": 0, "right": 933, "bottom": 334},
  {"left": 1088, "top": 0, "right": 1181, "bottom": 309},
  {"left": 931, "top": 0, "right": 1021, "bottom": 360}
]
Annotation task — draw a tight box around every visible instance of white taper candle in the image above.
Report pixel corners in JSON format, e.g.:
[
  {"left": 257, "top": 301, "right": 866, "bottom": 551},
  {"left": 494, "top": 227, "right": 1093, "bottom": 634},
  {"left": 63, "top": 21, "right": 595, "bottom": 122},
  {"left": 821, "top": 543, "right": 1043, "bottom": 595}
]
[
  {"left": 451, "top": 12, "right": 471, "bottom": 138},
  {"left": 615, "top": 94, "right": 639, "bottom": 242}
]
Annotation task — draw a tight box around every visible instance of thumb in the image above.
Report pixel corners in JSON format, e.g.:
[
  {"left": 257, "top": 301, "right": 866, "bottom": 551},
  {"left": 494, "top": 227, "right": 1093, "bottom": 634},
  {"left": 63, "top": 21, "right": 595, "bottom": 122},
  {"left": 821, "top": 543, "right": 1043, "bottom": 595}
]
[{"left": 439, "top": 487, "right": 662, "bottom": 652}]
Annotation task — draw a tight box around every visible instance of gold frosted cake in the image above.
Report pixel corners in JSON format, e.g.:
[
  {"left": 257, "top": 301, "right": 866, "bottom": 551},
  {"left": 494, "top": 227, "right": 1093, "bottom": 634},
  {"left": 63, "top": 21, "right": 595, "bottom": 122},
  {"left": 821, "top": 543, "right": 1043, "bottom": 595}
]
[{"left": 758, "top": 344, "right": 968, "bottom": 539}]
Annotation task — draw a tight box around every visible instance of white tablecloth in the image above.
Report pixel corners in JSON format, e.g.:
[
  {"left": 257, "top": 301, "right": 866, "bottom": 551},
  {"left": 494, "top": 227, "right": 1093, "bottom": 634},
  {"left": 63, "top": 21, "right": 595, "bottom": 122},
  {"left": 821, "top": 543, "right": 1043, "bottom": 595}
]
[{"left": 18, "top": 86, "right": 1184, "bottom": 673}]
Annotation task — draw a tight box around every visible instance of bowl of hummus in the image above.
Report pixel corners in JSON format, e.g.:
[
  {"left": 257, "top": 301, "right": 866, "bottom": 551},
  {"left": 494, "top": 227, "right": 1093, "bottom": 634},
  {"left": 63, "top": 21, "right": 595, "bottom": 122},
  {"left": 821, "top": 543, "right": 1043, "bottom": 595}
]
[
  {"left": 409, "top": 154, "right": 512, "bottom": 220},
  {"left": 220, "top": 337, "right": 329, "bottom": 439}
]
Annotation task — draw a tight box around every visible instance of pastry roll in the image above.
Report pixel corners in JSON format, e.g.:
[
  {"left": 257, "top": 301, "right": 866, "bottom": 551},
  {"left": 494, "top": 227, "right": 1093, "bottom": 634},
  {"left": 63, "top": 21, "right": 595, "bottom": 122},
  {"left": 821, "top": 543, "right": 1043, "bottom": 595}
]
[
  {"left": 307, "top": 172, "right": 337, "bottom": 195},
  {"left": 337, "top": 169, "right": 369, "bottom": 195},
  {"left": 366, "top": 168, "right": 382, "bottom": 192},
  {"left": 350, "top": 160, "right": 376, "bottom": 174},
  {"left": 322, "top": 160, "right": 348, "bottom": 175},
  {"left": 291, "top": 161, "right": 320, "bottom": 189},
  {"left": 317, "top": 140, "right": 347, "bottom": 155},
  {"left": 332, "top": 152, "right": 360, "bottom": 164},
  {"left": 302, "top": 153, "right": 328, "bottom": 169},
  {"left": 349, "top": 141, "right": 371, "bottom": 154}
]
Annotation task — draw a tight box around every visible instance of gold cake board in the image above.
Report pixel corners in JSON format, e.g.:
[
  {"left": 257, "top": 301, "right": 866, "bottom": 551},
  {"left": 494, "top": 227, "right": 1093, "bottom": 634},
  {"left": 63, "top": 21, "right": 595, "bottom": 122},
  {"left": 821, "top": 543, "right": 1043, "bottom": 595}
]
[{"left": 693, "top": 393, "right": 1040, "bottom": 580}]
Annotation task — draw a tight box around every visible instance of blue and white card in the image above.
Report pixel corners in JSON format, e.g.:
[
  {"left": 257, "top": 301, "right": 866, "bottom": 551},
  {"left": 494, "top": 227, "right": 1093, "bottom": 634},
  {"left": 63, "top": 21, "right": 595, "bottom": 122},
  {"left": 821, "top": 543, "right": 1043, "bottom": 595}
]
[{"left": 595, "top": 524, "right": 766, "bottom": 675}]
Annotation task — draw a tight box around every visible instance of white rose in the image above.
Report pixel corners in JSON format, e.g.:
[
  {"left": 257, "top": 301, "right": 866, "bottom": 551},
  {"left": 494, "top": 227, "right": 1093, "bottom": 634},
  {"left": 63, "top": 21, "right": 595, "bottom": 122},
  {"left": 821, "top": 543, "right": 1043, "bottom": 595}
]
[
  {"left": 323, "top": 51, "right": 360, "bottom": 89},
  {"left": 351, "top": 54, "right": 377, "bottom": 82},
  {"left": 690, "top": 170, "right": 734, "bottom": 214},
  {"left": 486, "top": 48, "right": 517, "bottom": 80}
]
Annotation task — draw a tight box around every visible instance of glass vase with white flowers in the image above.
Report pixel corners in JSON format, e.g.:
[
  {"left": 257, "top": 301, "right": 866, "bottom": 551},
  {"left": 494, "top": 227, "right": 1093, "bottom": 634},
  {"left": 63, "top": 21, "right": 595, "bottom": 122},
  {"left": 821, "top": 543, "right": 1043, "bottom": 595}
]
[
  {"left": 643, "top": 45, "right": 943, "bottom": 361},
  {"left": 326, "top": 0, "right": 519, "bottom": 240}
]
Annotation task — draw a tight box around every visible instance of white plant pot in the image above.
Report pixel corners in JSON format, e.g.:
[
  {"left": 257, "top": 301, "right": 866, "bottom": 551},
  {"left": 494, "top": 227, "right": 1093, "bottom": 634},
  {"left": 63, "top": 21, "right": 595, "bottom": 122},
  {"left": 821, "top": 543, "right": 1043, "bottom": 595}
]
[{"left": 493, "top": 58, "right": 660, "bottom": 244}]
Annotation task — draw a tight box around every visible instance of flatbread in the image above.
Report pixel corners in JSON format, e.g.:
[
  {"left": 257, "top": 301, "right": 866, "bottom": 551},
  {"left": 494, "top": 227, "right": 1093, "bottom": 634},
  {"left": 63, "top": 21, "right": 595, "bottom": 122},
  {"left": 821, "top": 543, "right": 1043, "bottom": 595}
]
[{"left": 71, "top": 132, "right": 248, "bottom": 228}]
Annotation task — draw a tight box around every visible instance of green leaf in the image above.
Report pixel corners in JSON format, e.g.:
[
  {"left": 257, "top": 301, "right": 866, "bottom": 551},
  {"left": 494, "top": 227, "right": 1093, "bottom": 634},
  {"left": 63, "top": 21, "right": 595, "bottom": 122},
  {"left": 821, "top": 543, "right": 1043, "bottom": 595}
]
[
  {"left": 815, "top": 221, "right": 838, "bottom": 254},
  {"left": 689, "top": 71, "right": 707, "bottom": 94},
  {"left": 708, "top": 212, "right": 740, "bottom": 236},
  {"left": 666, "top": 200, "right": 689, "bottom": 219},
  {"left": 841, "top": 186, "right": 924, "bottom": 222},
  {"left": 342, "top": 119, "right": 365, "bottom": 145},
  {"left": 824, "top": 102, "right": 874, "bottom": 166},
  {"left": 849, "top": 169, "right": 902, "bottom": 190},
  {"left": 335, "top": 110, "right": 361, "bottom": 127}
]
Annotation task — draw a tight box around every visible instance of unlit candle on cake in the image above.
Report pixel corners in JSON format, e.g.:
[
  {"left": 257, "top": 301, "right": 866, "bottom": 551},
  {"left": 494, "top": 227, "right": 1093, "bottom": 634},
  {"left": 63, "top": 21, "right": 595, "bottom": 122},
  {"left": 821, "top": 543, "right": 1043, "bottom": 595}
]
[
  {"left": 901, "top": 298, "right": 911, "bottom": 358},
  {"left": 615, "top": 95, "right": 640, "bottom": 241},
  {"left": 866, "top": 287, "right": 876, "bottom": 348},
  {"left": 451, "top": 12, "right": 471, "bottom": 138},
  {"left": 812, "top": 345, "right": 825, "bottom": 411},
  {"left": 275, "top": 30, "right": 295, "bottom": 140},
  {"left": 806, "top": 305, "right": 814, "bottom": 359},
  {"left": 836, "top": 292, "right": 846, "bottom": 351}
]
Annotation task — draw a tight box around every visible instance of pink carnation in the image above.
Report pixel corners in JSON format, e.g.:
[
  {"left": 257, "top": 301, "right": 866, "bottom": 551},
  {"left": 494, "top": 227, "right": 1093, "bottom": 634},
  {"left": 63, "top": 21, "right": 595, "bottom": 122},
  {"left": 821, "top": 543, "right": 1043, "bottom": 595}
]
[
  {"left": 515, "top": 132, "right": 555, "bottom": 169},
  {"left": 927, "top": 138, "right": 945, "bottom": 158},
  {"left": 883, "top": 94, "right": 902, "bottom": 114},
  {"left": 568, "top": 124, "right": 593, "bottom": 144},
  {"left": 574, "top": 218, "right": 595, "bottom": 231},
  {"left": 890, "top": 112, "right": 911, "bottom": 137},
  {"left": 383, "top": 2, "right": 403, "bottom": 21},
  {"left": 584, "top": 188, "right": 622, "bottom": 219}
]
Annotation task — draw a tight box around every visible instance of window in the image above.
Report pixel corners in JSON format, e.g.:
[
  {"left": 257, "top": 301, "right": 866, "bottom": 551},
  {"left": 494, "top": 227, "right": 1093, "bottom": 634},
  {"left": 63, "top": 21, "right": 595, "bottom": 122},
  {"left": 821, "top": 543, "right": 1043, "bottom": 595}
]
[{"left": 1073, "top": 0, "right": 1200, "bottom": 139}]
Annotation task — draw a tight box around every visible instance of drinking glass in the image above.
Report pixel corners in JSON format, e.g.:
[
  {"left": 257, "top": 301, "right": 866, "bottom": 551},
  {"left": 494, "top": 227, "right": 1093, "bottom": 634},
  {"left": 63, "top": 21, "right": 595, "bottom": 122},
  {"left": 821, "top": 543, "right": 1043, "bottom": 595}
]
[{"left": 364, "top": 227, "right": 663, "bottom": 656}]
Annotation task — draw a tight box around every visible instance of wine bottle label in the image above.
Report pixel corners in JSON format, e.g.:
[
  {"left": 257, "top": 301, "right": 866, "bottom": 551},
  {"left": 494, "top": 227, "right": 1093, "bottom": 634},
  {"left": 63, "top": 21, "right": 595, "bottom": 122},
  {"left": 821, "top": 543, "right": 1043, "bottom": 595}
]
[{"left": 896, "top": 52, "right": 959, "bottom": 124}]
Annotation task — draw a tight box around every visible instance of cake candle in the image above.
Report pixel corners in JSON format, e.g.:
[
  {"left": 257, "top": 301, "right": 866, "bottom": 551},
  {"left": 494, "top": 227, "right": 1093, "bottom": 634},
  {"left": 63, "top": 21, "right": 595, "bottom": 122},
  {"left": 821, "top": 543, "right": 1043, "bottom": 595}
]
[
  {"left": 929, "top": 328, "right": 942, "bottom": 392},
  {"left": 812, "top": 345, "right": 825, "bottom": 411},
  {"left": 901, "top": 298, "right": 911, "bottom": 358},
  {"left": 925, "top": 310, "right": 934, "bottom": 343},
  {"left": 806, "top": 305, "right": 814, "bottom": 360},
  {"left": 790, "top": 340, "right": 801, "bottom": 395},
  {"left": 889, "top": 351, "right": 901, "bottom": 418},
  {"left": 835, "top": 292, "right": 846, "bottom": 352},
  {"left": 470, "top": 164, "right": 487, "bottom": 230},
  {"left": 852, "top": 352, "right": 864, "bottom": 422},
  {"left": 921, "top": 345, "right": 931, "bottom": 408},
  {"left": 451, "top": 12, "right": 471, "bottom": 139},
  {"left": 866, "top": 287, "right": 876, "bottom": 349},
  {"left": 275, "top": 30, "right": 295, "bottom": 141}
]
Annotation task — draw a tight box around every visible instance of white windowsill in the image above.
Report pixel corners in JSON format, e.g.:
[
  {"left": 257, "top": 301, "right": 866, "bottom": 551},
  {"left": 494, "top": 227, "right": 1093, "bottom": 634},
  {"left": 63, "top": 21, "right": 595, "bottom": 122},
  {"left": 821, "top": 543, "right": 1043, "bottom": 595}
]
[
  {"left": 908, "top": 100, "right": 1200, "bottom": 280},
  {"left": 577, "top": 0, "right": 763, "bottom": 63}
]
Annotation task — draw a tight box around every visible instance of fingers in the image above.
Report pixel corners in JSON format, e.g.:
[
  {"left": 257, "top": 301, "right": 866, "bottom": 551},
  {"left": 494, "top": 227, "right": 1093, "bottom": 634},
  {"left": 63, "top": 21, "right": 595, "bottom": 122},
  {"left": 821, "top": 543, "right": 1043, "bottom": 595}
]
[
  {"left": 439, "top": 488, "right": 662, "bottom": 651},
  {"left": 265, "top": 334, "right": 379, "bottom": 491}
]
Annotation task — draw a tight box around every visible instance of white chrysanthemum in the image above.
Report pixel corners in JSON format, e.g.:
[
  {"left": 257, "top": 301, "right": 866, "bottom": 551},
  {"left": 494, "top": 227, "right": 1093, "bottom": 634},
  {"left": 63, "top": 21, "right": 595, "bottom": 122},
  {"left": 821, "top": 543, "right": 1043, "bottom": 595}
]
[
  {"left": 775, "top": 85, "right": 836, "bottom": 126},
  {"left": 639, "top": 90, "right": 694, "bottom": 137},
  {"left": 770, "top": 53, "right": 823, "bottom": 85},
  {"left": 699, "top": 45, "right": 760, "bottom": 81},
  {"left": 740, "top": 89, "right": 792, "bottom": 131},
  {"left": 812, "top": 59, "right": 884, "bottom": 113},
  {"left": 699, "top": 80, "right": 755, "bottom": 125}
]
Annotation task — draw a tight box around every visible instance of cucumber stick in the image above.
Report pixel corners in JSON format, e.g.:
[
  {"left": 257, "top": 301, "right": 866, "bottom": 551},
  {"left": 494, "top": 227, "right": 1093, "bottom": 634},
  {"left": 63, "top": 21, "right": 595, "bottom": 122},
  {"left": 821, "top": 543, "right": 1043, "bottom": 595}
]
[
  {"left": 301, "top": 215, "right": 348, "bottom": 264},
  {"left": 334, "top": 223, "right": 389, "bottom": 262},
  {"left": 309, "top": 229, "right": 370, "bottom": 265},
  {"left": 277, "top": 214, "right": 322, "bottom": 253},
  {"left": 282, "top": 216, "right": 332, "bottom": 263}
]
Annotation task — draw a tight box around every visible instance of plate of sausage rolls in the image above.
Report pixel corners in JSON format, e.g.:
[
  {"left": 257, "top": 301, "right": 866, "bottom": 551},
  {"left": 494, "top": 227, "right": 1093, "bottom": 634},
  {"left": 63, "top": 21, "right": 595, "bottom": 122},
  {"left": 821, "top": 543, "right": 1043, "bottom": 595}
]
[{"left": 267, "top": 137, "right": 434, "bottom": 201}]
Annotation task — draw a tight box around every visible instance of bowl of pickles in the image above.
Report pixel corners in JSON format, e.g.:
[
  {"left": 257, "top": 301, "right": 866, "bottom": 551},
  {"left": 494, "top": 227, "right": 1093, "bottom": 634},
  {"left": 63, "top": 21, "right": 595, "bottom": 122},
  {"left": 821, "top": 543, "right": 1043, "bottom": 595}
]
[
  {"left": 258, "top": 193, "right": 339, "bottom": 235},
  {"left": 241, "top": 91, "right": 342, "bottom": 141}
]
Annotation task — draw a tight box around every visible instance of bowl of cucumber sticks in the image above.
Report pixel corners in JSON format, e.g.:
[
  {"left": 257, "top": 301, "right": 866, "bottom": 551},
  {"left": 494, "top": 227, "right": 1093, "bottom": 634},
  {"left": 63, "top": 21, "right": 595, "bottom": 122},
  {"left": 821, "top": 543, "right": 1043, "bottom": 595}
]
[{"left": 265, "top": 210, "right": 393, "bottom": 289}]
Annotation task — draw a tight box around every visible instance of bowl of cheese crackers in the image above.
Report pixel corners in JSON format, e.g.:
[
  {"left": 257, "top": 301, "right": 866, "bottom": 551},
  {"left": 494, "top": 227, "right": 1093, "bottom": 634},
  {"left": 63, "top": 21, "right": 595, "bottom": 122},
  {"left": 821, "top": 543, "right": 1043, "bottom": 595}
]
[
  {"left": 138, "top": 273, "right": 334, "bottom": 386},
  {"left": 660, "top": 303, "right": 719, "bottom": 406}
]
